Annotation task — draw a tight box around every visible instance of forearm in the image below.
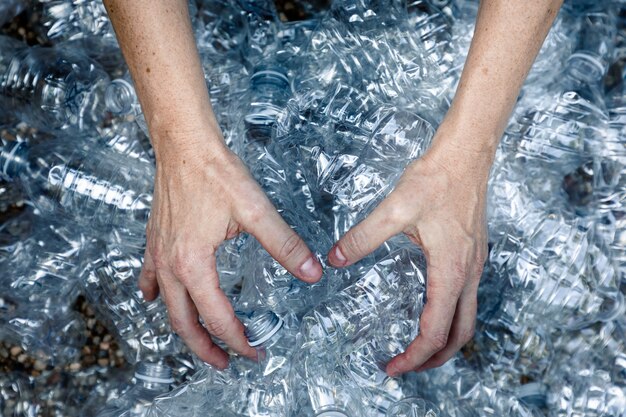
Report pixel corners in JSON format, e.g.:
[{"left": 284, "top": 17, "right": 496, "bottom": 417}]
[
  {"left": 103, "top": 0, "right": 224, "bottom": 161},
  {"left": 438, "top": 0, "right": 563, "bottom": 159}
]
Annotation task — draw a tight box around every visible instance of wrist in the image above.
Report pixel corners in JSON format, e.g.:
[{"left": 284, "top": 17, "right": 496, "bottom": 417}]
[
  {"left": 435, "top": 110, "right": 501, "bottom": 157},
  {"left": 421, "top": 121, "right": 497, "bottom": 185},
  {"left": 151, "top": 126, "right": 233, "bottom": 172}
]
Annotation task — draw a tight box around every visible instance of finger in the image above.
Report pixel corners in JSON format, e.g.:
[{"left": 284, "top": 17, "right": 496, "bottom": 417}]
[
  {"left": 242, "top": 204, "right": 322, "bottom": 284},
  {"left": 329, "top": 195, "right": 406, "bottom": 267},
  {"left": 138, "top": 247, "right": 159, "bottom": 301},
  {"left": 414, "top": 284, "right": 478, "bottom": 372},
  {"left": 158, "top": 271, "right": 229, "bottom": 369},
  {"left": 386, "top": 258, "right": 462, "bottom": 376},
  {"left": 174, "top": 252, "right": 256, "bottom": 359}
]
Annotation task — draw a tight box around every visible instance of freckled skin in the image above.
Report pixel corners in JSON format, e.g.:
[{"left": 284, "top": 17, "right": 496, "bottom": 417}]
[{"left": 103, "top": 0, "right": 564, "bottom": 374}]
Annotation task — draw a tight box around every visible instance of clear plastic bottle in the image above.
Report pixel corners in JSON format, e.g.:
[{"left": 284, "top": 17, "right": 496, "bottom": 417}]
[
  {"left": 0, "top": 298, "right": 86, "bottom": 365},
  {"left": 0, "top": 35, "right": 111, "bottom": 134},
  {"left": 0, "top": 139, "right": 154, "bottom": 232},
  {"left": 301, "top": 247, "right": 427, "bottom": 347},
  {"left": 104, "top": 74, "right": 149, "bottom": 137},
  {"left": 471, "top": 316, "right": 553, "bottom": 387},
  {"left": 385, "top": 397, "right": 440, "bottom": 417},
  {"left": 289, "top": 347, "right": 367, "bottom": 417},
  {"left": 82, "top": 234, "right": 181, "bottom": 363},
  {"left": 0, "top": 214, "right": 92, "bottom": 307},
  {"left": 547, "top": 368, "right": 626, "bottom": 417},
  {"left": 194, "top": 0, "right": 247, "bottom": 58},
  {"left": 488, "top": 215, "right": 623, "bottom": 330},
  {"left": 242, "top": 310, "right": 297, "bottom": 378},
  {"left": 239, "top": 64, "right": 293, "bottom": 148},
  {"left": 97, "top": 362, "right": 174, "bottom": 417},
  {"left": 237, "top": 0, "right": 281, "bottom": 65}
]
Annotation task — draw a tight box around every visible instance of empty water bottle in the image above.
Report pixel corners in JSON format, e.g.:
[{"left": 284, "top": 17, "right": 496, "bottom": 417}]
[
  {"left": 385, "top": 397, "right": 441, "bottom": 417},
  {"left": 301, "top": 246, "right": 427, "bottom": 347},
  {"left": 242, "top": 310, "right": 298, "bottom": 378},
  {"left": 97, "top": 362, "right": 174, "bottom": 417},
  {"left": 486, "top": 215, "right": 622, "bottom": 329},
  {"left": 0, "top": 36, "right": 110, "bottom": 133},
  {"left": 0, "top": 139, "right": 154, "bottom": 233},
  {"left": 82, "top": 234, "right": 181, "bottom": 363},
  {"left": 547, "top": 368, "right": 626, "bottom": 417},
  {"left": 239, "top": 64, "right": 292, "bottom": 148},
  {"left": 105, "top": 73, "right": 149, "bottom": 137},
  {"left": 0, "top": 297, "right": 86, "bottom": 365},
  {"left": 289, "top": 346, "right": 367, "bottom": 417}
]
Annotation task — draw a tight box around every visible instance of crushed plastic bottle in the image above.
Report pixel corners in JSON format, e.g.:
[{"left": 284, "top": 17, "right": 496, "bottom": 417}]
[
  {"left": 0, "top": 35, "right": 111, "bottom": 134},
  {"left": 97, "top": 361, "right": 174, "bottom": 417},
  {"left": 0, "top": 139, "right": 154, "bottom": 233},
  {"left": 82, "top": 232, "right": 182, "bottom": 363}
]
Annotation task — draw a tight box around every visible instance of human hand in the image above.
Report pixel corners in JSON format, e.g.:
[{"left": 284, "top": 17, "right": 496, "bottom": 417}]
[
  {"left": 327, "top": 121, "right": 492, "bottom": 375},
  {"left": 139, "top": 133, "right": 323, "bottom": 369}
]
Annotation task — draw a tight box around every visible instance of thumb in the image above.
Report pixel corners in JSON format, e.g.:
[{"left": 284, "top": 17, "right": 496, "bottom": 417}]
[
  {"left": 328, "top": 195, "right": 407, "bottom": 267},
  {"left": 241, "top": 203, "right": 323, "bottom": 284}
]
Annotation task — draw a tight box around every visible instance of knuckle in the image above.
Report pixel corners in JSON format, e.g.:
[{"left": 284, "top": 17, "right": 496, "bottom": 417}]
[
  {"left": 169, "top": 316, "right": 188, "bottom": 337},
  {"left": 450, "top": 260, "right": 469, "bottom": 293},
  {"left": 343, "top": 227, "right": 368, "bottom": 257},
  {"left": 150, "top": 247, "right": 166, "bottom": 270},
  {"left": 384, "top": 194, "right": 411, "bottom": 226},
  {"left": 171, "top": 253, "right": 194, "bottom": 283},
  {"left": 205, "top": 317, "right": 229, "bottom": 338},
  {"left": 425, "top": 331, "right": 449, "bottom": 352},
  {"left": 278, "top": 233, "right": 306, "bottom": 262},
  {"left": 242, "top": 201, "right": 268, "bottom": 225}
]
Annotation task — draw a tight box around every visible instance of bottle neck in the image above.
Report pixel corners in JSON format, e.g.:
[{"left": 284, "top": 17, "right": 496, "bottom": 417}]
[
  {"left": 245, "top": 311, "right": 285, "bottom": 349},
  {"left": 134, "top": 362, "right": 174, "bottom": 392},
  {"left": 566, "top": 53, "right": 606, "bottom": 86}
]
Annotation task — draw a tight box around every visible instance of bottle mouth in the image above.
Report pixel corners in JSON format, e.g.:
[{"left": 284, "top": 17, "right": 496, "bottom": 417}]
[
  {"left": 244, "top": 116, "right": 276, "bottom": 143},
  {"left": 135, "top": 361, "right": 174, "bottom": 384},
  {"left": 566, "top": 52, "right": 606, "bottom": 83},
  {"left": 105, "top": 78, "right": 137, "bottom": 115},
  {"left": 244, "top": 311, "right": 284, "bottom": 347}
]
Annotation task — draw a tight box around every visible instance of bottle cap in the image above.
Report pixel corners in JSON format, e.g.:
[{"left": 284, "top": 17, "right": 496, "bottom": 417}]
[
  {"left": 245, "top": 311, "right": 284, "bottom": 347},
  {"left": 135, "top": 361, "right": 174, "bottom": 384}
]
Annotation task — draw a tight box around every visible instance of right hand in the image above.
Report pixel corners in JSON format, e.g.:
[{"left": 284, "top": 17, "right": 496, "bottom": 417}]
[{"left": 139, "top": 132, "right": 323, "bottom": 369}]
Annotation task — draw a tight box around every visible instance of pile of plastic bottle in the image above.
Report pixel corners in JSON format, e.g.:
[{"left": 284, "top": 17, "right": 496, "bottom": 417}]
[{"left": 0, "top": 0, "right": 624, "bottom": 416}]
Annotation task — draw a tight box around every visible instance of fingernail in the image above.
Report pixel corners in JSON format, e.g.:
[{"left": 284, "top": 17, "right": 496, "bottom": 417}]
[
  {"left": 299, "top": 256, "right": 321, "bottom": 281},
  {"left": 333, "top": 246, "right": 347, "bottom": 266}
]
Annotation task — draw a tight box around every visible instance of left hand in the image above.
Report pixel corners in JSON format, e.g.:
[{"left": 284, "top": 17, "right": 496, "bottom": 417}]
[{"left": 327, "top": 121, "right": 492, "bottom": 375}]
